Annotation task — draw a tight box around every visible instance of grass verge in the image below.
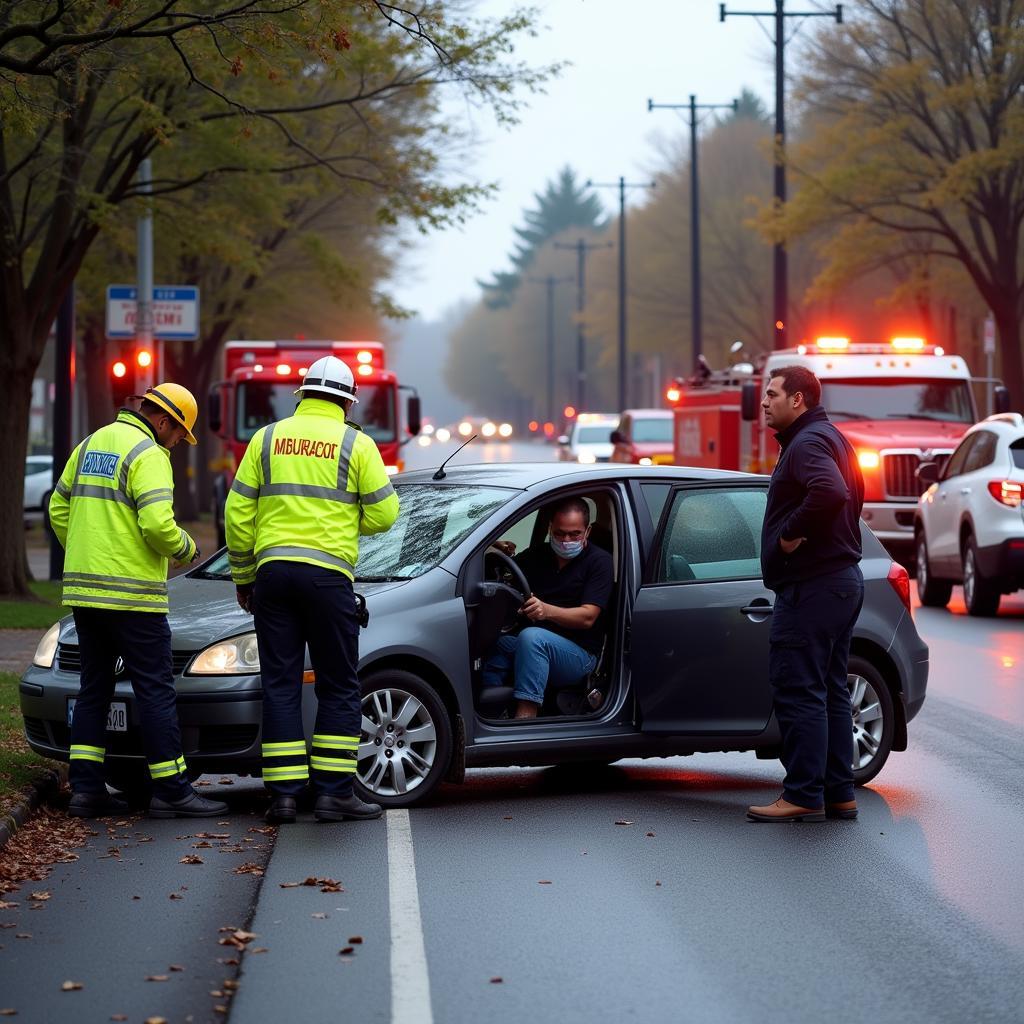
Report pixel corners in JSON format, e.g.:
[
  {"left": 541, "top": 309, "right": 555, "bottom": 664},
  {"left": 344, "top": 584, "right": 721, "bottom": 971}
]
[
  {"left": 0, "top": 582, "right": 64, "bottom": 629},
  {"left": 0, "top": 670, "right": 60, "bottom": 815}
]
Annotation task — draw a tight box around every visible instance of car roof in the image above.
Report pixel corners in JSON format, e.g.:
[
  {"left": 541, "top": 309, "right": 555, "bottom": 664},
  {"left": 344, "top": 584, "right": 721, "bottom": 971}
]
[
  {"left": 621, "top": 408, "right": 672, "bottom": 418},
  {"left": 968, "top": 413, "right": 1024, "bottom": 437},
  {"left": 396, "top": 461, "right": 766, "bottom": 488}
]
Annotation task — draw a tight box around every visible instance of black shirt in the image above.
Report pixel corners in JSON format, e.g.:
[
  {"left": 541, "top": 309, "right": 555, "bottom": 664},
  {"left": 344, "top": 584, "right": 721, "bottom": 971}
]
[
  {"left": 514, "top": 541, "right": 614, "bottom": 656},
  {"left": 760, "top": 405, "right": 864, "bottom": 591}
]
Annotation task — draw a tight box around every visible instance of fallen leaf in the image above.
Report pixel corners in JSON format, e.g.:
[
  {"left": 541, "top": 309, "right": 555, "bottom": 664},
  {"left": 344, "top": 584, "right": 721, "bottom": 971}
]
[
  {"left": 490, "top": 977, "right": 503, "bottom": 984},
  {"left": 216, "top": 957, "right": 240, "bottom": 965},
  {"left": 60, "top": 981, "right": 83, "bottom": 991},
  {"left": 224, "top": 980, "right": 239, "bottom": 991},
  {"left": 15, "top": 934, "right": 31, "bottom": 940},
  {"left": 218, "top": 778, "right": 234, "bottom": 785},
  {"left": 655, "top": 881, "right": 662, "bottom": 887},
  {"left": 646, "top": 831, "right": 656, "bottom": 837},
  {"left": 503, "top": 816, "right": 512, "bottom": 820},
  {"left": 233, "top": 930, "right": 256, "bottom": 942},
  {"left": 169, "top": 893, "right": 183, "bottom": 900},
  {"left": 169, "top": 965, "right": 185, "bottom": 972},
  {"left": 195, "top": 780, "right": 211, "bottom": 786},
  {"left": 248, "top": 826, "right": 275, "bottom": 836},
  {"left": 311, "top": 913, "right": 328, "bottom": 920},
  {"left": 179, "top": 855, "right": 204, "bottom": 865},
  {"left": 210, "top": 991, "right": 224, "bottom": 998},
  {"left": 0, "top": 1011, "right": 16, "bottom": 1017},
  {"left": 218, "top": 926, "right": 240, "bottom": 933},
  {"left": 137, "top": 837, "right": 153, "bottom": 843},
  {"left": 0, "top": 901, "right": 18, "bottom": 910},
  {"left": 538, "top": 880, "right": 552, "bottom": 885},
  {"left": 348, "top": 936, "right": 363, "bottom": 944},
  {"left": 233, "top": 862, "right": 264, "bottom": 876},
  {"left": 145, "top": 975, "right": 169, "bottom": 982},
  {"left": 110, "top": 1016, "right": 127, "bottom": 1021},
  {"left": 614, "top": 820, "right": 634, "bottom": 826},
  {"left": 145, "top": 1018, "right": 168, "bottom": 1024},
  {"left": 192, "top": 841, "right": 213, "bottom": 849},
  {"left": 279, "top": 882, "right": 300, "bottom": 888},
  {"left": 213, "top": 1007, "right": 229, "bottom": 1016},
  {"left": 131, "top": 895, "right": 141, "bottom": 901},
  {"left": 194, "top": 833, "right": 230, "bottom": 840},
  {"left": 339, "top": 947, "right": 354, "bottom": 955},
  {"left": 0, "top": 924, "right": 15, "bottom": 930}
]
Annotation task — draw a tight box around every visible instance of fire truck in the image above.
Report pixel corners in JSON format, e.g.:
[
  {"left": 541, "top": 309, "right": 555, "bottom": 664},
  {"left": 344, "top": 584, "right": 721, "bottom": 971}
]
[
  {"left": 666, "top": 336, "right": 1009, "bottom": 559},
  {"left": 208, "top": 339, "right": 421, "bottom": 546}
]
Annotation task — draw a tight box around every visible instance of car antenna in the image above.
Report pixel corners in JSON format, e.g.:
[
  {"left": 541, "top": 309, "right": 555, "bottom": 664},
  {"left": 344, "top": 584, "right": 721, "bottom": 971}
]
[{"left": 433, "top": 434, "right": 477, "bottom": 480}]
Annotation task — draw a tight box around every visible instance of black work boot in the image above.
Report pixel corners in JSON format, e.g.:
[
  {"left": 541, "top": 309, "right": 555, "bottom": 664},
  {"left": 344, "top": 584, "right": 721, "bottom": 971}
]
[
  {"left": 148, "top": 789, "right": 229, "bottom": 819},
  {"left": 68, "top": 791, "right": 130, "bottom": 818},
  {"left": 314, "top": 793, "right": 383, "bottom": 822},
  {"left": 266, "top": 796, "right": 298, "bottom": 824}
]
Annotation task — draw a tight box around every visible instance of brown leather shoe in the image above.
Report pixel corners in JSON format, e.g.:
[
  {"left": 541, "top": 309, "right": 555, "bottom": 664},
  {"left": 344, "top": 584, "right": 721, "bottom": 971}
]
[
  {"left": 826, "top": 800, "right": 858, "bottom": 820},
  {"left": 747, "top": 798, "right": 825, "bottom": 822}
]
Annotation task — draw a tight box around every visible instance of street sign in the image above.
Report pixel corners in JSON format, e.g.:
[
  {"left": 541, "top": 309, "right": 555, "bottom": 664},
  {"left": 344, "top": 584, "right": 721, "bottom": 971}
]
[
  {"left": 983, "top": 313, "right": 996, "bottom": 355},
  {"left": 106, "top": 285, "right": 200, "bottom": 340}
]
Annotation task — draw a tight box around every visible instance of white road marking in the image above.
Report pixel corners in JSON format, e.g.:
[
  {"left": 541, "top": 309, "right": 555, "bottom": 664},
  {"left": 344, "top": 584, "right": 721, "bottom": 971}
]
[{"left": 387, "top": 808, "right": 434, "bottom": 1024}]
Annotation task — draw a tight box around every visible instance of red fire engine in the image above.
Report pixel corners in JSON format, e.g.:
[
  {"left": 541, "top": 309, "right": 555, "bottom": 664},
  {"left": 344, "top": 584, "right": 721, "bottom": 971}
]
[
  {"left": 666, "top": 336, "right": 1009, "bottom": 559},
  {"left": 208, "top": 339, "right": 421, "bottom": 545}
]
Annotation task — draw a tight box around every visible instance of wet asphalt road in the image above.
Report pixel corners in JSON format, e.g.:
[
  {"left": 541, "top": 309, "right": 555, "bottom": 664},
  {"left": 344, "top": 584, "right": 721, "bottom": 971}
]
[{"left": 2, "top": 440, "right": 1023, "bottom": 1022}]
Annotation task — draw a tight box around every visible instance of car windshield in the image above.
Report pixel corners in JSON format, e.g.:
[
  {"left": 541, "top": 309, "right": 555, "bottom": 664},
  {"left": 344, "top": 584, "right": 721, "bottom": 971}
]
[
  {"left": 575, "top": 425, "right": 615, "bottom": 444},
  {"left": 197, "top": 484, "right": 514, "bottom": 581},
  {"left": 632, "top": 418, "right": 673, "bottom": 442},
  {"left": 236, "top": 382, "right": 397, "bottom": 443},
  {"left": 821, "top": 379, "right": 974, "bottom": 424}
]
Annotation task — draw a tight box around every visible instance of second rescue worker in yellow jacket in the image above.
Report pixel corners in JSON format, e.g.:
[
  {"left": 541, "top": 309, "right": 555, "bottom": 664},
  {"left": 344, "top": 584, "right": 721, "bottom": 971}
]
[{"left": 224, "top": 355, "right": 399, "bottom": 824}]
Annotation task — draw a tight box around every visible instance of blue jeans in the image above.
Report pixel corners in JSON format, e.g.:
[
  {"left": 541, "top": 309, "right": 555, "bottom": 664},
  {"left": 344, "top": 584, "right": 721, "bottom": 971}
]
[{"left": 482, "top": 627, "right": 597, "bottom": 705}]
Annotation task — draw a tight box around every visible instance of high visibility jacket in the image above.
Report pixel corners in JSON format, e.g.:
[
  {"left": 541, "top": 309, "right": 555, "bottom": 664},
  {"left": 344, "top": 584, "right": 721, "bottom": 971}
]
[
  {"left": 48, "top": 410, "right": 197, "bottom": 613},
  {"left": 224, "top": 398, "right": 399, "bottom": 585}
]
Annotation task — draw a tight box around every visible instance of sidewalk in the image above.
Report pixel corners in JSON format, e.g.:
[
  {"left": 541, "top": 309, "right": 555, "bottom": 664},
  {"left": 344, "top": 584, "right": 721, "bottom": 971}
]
[{"left": 0, "top": 630, "right": 43, "bottom": 674}]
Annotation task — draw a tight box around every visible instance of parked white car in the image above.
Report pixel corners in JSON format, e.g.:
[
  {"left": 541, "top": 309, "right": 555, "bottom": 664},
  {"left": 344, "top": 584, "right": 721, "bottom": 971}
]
[
  {"left": 914, "top": 413, "right": 1024, "bottom": 615},
  {"left": 24, "top": 455, "right": 53, "bottom": 512},
  {"left": 557, "top": 413, "right": 619, "bottom": 463}
]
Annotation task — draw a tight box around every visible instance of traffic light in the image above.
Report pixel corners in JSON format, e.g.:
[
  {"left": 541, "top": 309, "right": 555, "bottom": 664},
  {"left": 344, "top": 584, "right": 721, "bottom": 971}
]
[{"left": 110, "top": 344, "right": 135, "bottom": 407}]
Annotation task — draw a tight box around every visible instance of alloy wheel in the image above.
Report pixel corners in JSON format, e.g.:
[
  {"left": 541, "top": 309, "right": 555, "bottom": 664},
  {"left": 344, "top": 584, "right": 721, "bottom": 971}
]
[
  {"left": 849, "top": 673, "right": 884, "bottom": 770},
  {"left": 916, "top": 536, "right": 928, "bottom": 593},
  {"left": 358, "top": 687, "right": 438, "bottom": 797},
  {"left": 963, "top": 548, "right": 977, "bottom": 609}
]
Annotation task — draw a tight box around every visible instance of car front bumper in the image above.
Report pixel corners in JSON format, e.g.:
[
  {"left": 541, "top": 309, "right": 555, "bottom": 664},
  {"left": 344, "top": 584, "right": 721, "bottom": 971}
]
[{"left": 861, "top": 501, "right": 918, "bottom": 545}]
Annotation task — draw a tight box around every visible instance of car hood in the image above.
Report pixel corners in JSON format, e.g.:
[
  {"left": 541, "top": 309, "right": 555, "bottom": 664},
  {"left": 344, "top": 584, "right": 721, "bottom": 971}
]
[{"left": 836, "top": 419, "right": 969, "bottom": 450}]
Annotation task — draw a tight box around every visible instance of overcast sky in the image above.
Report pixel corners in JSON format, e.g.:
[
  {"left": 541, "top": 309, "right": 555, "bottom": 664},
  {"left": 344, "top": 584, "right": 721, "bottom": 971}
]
[{"left": 390, "top": 0, "right": 779, "bottom": 322}]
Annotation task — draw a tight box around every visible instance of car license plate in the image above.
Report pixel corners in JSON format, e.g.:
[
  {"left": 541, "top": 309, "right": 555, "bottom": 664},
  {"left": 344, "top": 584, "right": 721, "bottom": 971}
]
[{"left": 66, "top": 699, "right": 128, "bottom": 732}]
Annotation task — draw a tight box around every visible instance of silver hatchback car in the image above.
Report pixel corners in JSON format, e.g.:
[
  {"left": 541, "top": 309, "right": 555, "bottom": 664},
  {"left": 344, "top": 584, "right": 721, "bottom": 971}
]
[{"left": 21, "top": 463, "right": 928, "bottom": 807}]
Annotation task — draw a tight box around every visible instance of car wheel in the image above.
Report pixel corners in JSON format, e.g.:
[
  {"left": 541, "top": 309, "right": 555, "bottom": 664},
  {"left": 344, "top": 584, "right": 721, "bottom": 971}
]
[
  {"left": 848, "top": 656, "right": 895, "bottom": 787},
  {"left": 962, "top": 535, "right": 1000, "bottom": 617},
  {"left": 915, "top": 532, "right": 952, "bottom": 608},
  {"left": 355, "top": 670, "right": 452, "bottom": 808}
]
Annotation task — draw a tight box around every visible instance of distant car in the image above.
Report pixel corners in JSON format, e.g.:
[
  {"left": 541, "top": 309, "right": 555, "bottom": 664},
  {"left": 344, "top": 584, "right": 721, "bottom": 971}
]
[
  {"left": 22, "top": 462, "right": 927, "bottom": 807},
  {"left": 24, "top": 455, "right": 53, "bottom": 512},
  {"left": 915, "top": 412, "right": 1024, "bottom": 616},
  {"left": 610, "top": 409, "right": 674, "bottom": 465},
  {"left": 557, "top": 413, "right": 619, "bottom": 463}
]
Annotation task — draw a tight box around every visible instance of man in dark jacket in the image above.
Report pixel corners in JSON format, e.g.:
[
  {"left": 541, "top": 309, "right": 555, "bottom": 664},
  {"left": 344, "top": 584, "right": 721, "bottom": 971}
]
[{"left": 748, "top": 365, "right": 865, "bottom": 823}]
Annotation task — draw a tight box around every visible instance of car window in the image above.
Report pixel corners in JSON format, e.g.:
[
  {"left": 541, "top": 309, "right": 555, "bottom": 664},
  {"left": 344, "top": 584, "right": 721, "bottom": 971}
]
[
  {"left": 655, "top": 488, "right": 766, "bottom": 583},
  {"left": 640, "top": 483, "right": 672, "bottom": 529},
  {"left": 632, "top": 418, "right": 673, "bottom": 443},
  {"left": 495, "top": 509, "right": 538, "bottom": 553},
  {"left": 942, "top": 434, "right": 976, "bottom": 480},
  {"left": 1010, "top": 440, "right": 1024, "bottom": 469},
  {"left": 962, "top": 430, "right": 997, "bottom": 473}
]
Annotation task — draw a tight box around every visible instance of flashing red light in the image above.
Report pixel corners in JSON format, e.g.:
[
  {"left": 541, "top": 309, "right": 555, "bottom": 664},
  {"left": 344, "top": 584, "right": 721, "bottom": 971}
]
[
  {"left": 666, "top": 386, "right": 681, "bottom": 403},
  {"left": 276, "top": 363, "right": 291, "bottom": 376},
  {"left": 887, "top": 561, "right": 912, "bottom": 616},
  {"left": 775, "top": 320, "right": 784, "bottom": 330},
  {"left": 528, "top": 420, "right": 539, "bottom": 432},
  {"left": 563, "top": 405, "right": 577, "bottom": 419},
  {"left": 136, "top": 348, "right": 153, "bottom": 368},
  {"left": 543, "top": 421, "right": 555, "bottom": 436},
  {"left": 112, "top": 360, "right": 128, "bottom": 379}
]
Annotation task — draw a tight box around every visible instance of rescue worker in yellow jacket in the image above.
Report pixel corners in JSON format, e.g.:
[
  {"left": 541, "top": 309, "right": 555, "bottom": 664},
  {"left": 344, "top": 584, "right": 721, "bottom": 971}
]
[
  {"left": 225, "top": 355, "right": 399, "bottom": 824},
  {"left": 49, "top": 386, "right": 229, "bottom": 820}
]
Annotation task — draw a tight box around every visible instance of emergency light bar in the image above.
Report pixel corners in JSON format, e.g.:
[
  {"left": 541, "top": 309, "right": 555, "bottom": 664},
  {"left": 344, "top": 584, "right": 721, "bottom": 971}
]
[{"left": 796, "top": 336, "right": 941, "bottom": 357}]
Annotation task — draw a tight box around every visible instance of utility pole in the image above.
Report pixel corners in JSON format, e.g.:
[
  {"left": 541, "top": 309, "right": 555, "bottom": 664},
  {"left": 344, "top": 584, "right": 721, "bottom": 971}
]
[
  {"left": 48, "top": 284, "right": 75, "bottom": 581},
  {"left": 587, "top": 177, "right": 655, "bottom": 410},
  {"left": 553, "top": 238, "right": 613, "bottom": 410},
  {"left": 136, "top": 157, "right": 155, "bottom": 389},
  {"left": 720, "top": 0, "right": 843, "bottom": 349},
  {"left": 527, "top": 274, "right": 574, "bottom": 423},
  {"left": 648, "top": 95, "right": 736, "bottom": 372}
]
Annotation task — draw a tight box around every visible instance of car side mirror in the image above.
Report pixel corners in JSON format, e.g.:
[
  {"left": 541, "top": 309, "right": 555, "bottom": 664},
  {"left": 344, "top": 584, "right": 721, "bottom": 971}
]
[
  {"left": 207, "top": 388, "right": 222, "bottom": 435},
  {"left": 993, "top": 385, "right": 1011, "bottom": 415},
  {"left": 557, "top": 435, "right": 570, "bottom": 446},
  {"left": 406, "top": 394, "right": 422, "bottom": 436},
  {"left": 741, "top": 381, "right": 759, "bottom": 422},
  {"left": 916, "top": 461, "right": 940, "bottom": 485},
  {"left": 610, "top": 430, "right": 625, "bottom": 445}
]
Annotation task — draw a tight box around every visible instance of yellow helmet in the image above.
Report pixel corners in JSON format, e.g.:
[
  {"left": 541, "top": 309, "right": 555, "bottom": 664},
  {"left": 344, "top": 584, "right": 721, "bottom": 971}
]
[{"left": 144, "top": 383, "right": 199, "bottom": 445}]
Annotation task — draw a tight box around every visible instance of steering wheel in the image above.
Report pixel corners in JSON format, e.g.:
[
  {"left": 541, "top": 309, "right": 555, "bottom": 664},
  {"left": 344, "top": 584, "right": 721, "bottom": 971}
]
[{"left": 484, "top": 548, "right": 530, "bottom": 605}]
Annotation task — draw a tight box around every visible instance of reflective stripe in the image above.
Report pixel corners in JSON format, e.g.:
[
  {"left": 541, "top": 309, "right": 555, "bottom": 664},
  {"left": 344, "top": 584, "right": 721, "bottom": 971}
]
[
  {"left": 310, "top": 755, "right": 357, "bottom": 772},
  {"left": 360, "top": 482, "right": 395, "bottom": 505},
  {"left": 261, "top": 741, "right": 308, "bottom": 757},
  {"left": 256, "top": 546, "right": 354, "bottom": 573},
  {"left": 228, "top": 549, "right": 256, "bottom": 567},
  {"left": 119, "top": 438, "right": 156, "bottom": 493},
  {"left": 70, "top": 483, "right": 135, "bottom": 508},
  {"left": 147, "top": 387, "right": 186, "bottom": 421},
  {"left": 230, "top": 478, "right": 259, "bottom": 499},
  {"left": 63, "top": 592, "right": 168, "bottom": 609},
  {"left": 72, "top": 434, "right": 94, "bottom": 484},
  {"left": 70, "top": 744, "right": 105, "bottom": 762},
  {"left": 173, "top": 529, "right": 191, "bottom": 559},
  {"left": 135, "top": 487, "right": 173, "bottom": 510},
  {"left": 312, "top": 734, "right": 360, "bottom": 749},
  {"left": 55, "top": 480, "right": 71, "bottom": 498},
  {"left": 336, "top": 426, "right": 357, "bottom": 491},
  {"left": 262, "top": 764, "right": 310, "bottom": 780},
  {"left": 259, "top": 483, "right": 357, "bottom": 504},
  {"left": 261, "top": 424, "right": 275, "bottom": 487},
  {"left": 62, "top": 577, "right": 168, "bottom": 597},
  {"left": 62, "top": 571, "right": 168, "bottom": 593},
  {"left": 149, "top": 755, "right": 186, "bottom": 780}
]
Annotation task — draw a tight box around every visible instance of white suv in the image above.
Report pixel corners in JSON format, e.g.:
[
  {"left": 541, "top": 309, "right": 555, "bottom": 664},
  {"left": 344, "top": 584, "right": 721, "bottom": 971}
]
[{"left": 914, "top": 413, "right": 1024, "bottom": 615}]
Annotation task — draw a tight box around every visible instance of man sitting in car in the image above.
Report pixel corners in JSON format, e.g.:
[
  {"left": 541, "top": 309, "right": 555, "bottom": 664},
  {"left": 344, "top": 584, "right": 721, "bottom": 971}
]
[{"left": 484, "top": 498, "right": 614, "bottom": 719}]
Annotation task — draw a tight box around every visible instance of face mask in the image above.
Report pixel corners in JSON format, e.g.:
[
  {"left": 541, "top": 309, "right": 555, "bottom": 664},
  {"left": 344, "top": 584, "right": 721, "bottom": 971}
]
[{"left": 551, "top": 535, "right": 585, "bottom": 559}]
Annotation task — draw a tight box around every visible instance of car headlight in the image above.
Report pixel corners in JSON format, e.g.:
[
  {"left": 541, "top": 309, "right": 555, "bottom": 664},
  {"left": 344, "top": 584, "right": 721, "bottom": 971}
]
[
  {"left": 187, "top": 632, "right": 261, "bottom": 675},
  {"left": 33, "top": 622, "right": 60, "bottom": 669},
  {"left": 577, "top": 451, "right": 597, "bottom": 464}
]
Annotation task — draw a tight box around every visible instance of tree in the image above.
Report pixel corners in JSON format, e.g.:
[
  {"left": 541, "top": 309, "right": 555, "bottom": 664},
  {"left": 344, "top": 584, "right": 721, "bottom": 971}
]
[
  {"left": 0, "top": 1, "right": 555, "bottom": 596},
  {"left": 478, "top": 166, "right": 605, "bottom": 308},
  {"left": 775, "top": 0, "right": 1024, "bottom": 405}
]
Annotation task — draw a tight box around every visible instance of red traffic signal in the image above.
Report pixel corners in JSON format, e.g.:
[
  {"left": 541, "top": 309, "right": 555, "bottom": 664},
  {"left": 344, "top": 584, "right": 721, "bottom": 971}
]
[
  {"left": 112, "top": 360, "right": 128, "bottom": 379},
  {"left": 136, "top": 348, "right": 153, "bottom": 369}
]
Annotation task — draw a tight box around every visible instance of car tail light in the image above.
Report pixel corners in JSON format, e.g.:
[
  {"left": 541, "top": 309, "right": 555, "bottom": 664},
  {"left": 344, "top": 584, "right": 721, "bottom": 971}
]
[
  {"left": 987, "top": 480, "right": 1023, "bottom": 507},
  {"left": 887, "top": 561, "right": 912, "bottom": 616}
]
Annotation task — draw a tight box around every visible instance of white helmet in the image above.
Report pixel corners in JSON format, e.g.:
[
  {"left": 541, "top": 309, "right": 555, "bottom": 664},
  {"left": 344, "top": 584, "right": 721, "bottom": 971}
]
[{"left": 294, "top": 355, "right": 359, "bottom": 404}]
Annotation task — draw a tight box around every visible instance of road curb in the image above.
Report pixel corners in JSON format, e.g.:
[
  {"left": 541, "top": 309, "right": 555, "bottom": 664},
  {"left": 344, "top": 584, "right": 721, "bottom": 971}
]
[{"left": 0, "top": 763, "right": 69, "bottom": 854}]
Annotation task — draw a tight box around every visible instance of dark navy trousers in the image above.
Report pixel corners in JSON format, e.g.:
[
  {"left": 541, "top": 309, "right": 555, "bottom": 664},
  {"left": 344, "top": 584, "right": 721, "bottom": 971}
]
[
  {"left": 768, "top": 565, "right": 864, "bottom": 808},
  {"left": 253, "top": 561, "right": 362, "bottom": 798},
  {"left": 70, "top": 607, "right": 191, "bottom": 800}
]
